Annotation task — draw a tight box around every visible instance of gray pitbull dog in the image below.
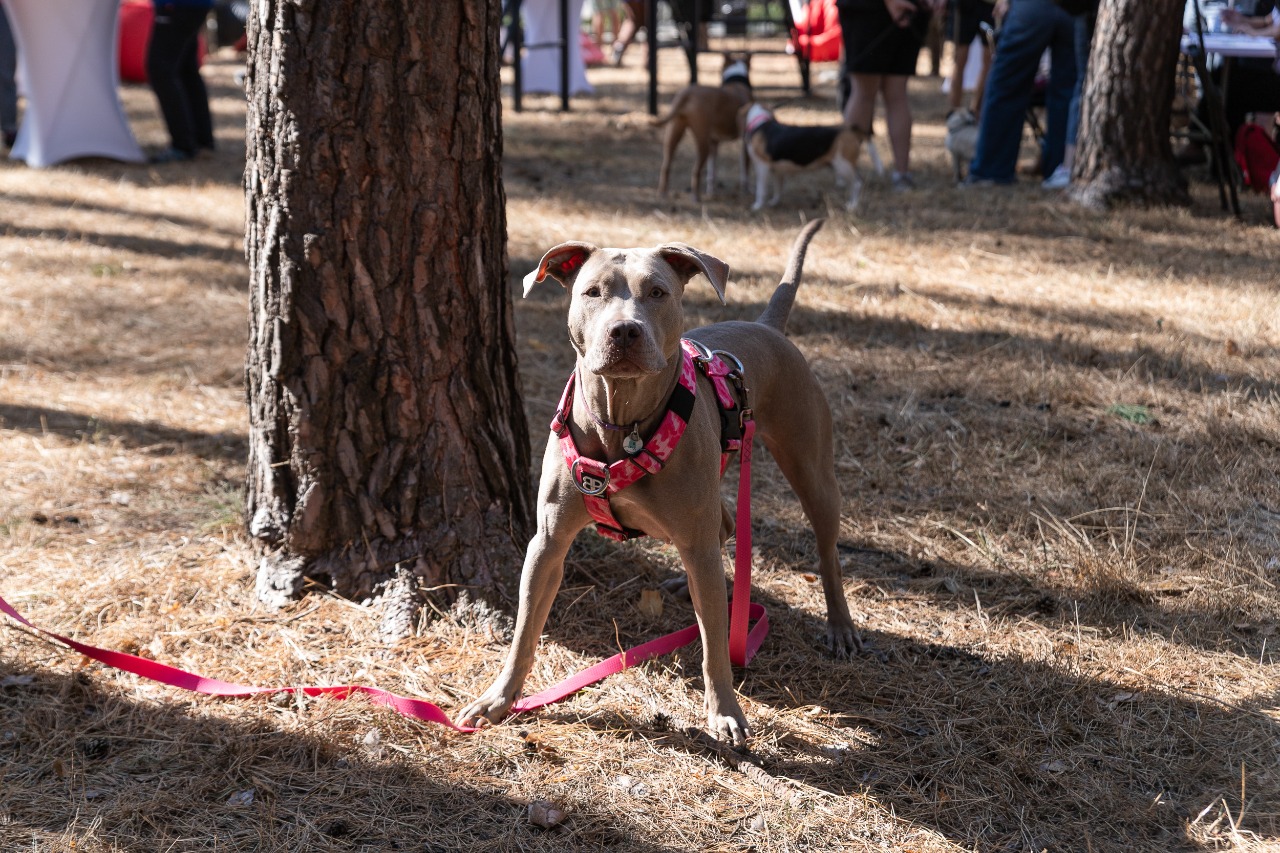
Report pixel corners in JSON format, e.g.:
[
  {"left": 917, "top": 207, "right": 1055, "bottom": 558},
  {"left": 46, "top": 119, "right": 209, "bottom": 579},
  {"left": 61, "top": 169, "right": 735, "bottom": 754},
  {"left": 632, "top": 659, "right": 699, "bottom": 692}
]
[{"left": 456, "top": 219, "right": 859, "bottom": 745}]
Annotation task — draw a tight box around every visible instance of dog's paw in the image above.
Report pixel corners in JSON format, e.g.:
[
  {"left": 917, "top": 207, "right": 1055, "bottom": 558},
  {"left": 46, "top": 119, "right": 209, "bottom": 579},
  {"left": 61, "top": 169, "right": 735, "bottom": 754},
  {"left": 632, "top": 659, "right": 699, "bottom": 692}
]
[
  {"left": 455, "top": 686, "right": 518, "bottom": 729},
  {"left": 823, "top": 618, "right": 865, "bottom": 661},
  {"left": 706, "top": 707, "right": 751, "bottom": 747}
]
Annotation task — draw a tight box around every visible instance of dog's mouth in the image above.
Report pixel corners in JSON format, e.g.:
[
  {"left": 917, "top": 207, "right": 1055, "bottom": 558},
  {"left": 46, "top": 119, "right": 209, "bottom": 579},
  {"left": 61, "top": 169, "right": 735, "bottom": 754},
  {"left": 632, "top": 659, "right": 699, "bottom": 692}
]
[{"left": 587, "top": 345, "right": 667, "bottom": 379}]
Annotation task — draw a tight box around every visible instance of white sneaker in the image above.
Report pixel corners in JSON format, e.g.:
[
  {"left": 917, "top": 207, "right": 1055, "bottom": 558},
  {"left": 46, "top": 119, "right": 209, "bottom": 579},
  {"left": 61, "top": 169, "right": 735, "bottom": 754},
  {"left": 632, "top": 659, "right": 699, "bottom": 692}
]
[{"left": 1042, "top": 164, "right": 1071, "bottom": 190}]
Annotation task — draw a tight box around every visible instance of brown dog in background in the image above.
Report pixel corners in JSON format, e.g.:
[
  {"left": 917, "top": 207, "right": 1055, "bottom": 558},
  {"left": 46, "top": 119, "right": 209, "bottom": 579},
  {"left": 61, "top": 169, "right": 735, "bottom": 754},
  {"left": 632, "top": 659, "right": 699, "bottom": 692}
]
[{"left": 654, "top": 54, "right": 752, "bottom": 201}]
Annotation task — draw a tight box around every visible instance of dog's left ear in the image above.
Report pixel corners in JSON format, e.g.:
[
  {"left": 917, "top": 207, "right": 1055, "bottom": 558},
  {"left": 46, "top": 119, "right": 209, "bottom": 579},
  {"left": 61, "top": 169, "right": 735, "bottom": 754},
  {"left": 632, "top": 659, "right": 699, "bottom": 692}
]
[
  {"left": 657, "top": 244, "right": 729, "bottom": 304},
  {"left": 523, "top": 242, "right": 598, "bottom": 297}
]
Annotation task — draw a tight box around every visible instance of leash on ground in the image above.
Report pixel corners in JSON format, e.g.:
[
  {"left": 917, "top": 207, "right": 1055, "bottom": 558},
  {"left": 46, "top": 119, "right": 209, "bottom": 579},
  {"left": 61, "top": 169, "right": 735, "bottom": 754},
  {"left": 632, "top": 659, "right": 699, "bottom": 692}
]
[{"left": 0, "top": 442, "right": 768, "bottom": 732}]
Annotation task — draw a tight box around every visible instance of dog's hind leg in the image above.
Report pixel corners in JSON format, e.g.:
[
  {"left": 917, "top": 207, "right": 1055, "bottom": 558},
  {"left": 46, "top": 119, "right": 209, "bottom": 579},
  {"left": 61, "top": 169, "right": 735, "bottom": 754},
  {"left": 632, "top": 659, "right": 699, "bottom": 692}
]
[
  {"left": 705, "top": 142, "right": 719, "bottom": 199},
  {"left": 691, "top": 135, "right": 712, "bottom": 201},
  {"left": 757, "top": 387, "right": 861, "bottom": 659},
  {"left": 659, "top": 119, "right": 687, "bottom": 197}
]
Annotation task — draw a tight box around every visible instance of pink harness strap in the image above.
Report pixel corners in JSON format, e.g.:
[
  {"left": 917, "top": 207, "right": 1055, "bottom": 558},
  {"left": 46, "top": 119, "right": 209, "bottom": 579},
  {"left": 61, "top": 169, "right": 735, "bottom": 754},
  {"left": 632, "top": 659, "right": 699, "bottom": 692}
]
[{"left": 554, "top": 340, "right": 746, "bottom": 540}]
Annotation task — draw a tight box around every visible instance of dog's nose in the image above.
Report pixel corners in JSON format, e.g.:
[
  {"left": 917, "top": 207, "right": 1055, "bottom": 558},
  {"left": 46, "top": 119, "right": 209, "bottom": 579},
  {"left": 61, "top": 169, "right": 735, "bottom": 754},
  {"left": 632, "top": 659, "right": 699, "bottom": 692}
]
[{"left": 608, "top": 320, "right": 642, "bottom": 347}]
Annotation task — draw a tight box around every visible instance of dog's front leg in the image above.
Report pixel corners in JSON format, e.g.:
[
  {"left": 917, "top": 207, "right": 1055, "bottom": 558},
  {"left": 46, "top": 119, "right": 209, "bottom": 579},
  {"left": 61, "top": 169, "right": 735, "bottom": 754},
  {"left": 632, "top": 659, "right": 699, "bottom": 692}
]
[
  {"left": 680, "top": 540, "right": 750, "bottom": 745},
  {"left": 705, "top": 142, "right": 719, "bottom": 198},
  {"left": 455, "top": 526, "right": 575, "bottom": 728},
  {"left": 836, "top": 158, "right": 862, "bottom": 212},
  {"left": 752, "top": 162, "right": 770, "bottom": 211}
]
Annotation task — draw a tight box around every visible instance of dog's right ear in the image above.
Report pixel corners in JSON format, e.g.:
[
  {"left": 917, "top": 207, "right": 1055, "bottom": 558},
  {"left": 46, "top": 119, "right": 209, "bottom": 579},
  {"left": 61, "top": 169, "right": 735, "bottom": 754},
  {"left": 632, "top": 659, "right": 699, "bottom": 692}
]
[{"left": 523, "top": 242, "right": 597, "bottom": 297}]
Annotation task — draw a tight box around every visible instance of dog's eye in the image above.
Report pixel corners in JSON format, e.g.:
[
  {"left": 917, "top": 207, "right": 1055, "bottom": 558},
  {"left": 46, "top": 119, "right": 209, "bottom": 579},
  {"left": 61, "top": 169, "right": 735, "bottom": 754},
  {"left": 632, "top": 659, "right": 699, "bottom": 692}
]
[
  {"left": 584, "top": 285, "right": 602, "bottom": 297},
  {"left": 649, "top": 287, "right": 666, "bottom": 299}
]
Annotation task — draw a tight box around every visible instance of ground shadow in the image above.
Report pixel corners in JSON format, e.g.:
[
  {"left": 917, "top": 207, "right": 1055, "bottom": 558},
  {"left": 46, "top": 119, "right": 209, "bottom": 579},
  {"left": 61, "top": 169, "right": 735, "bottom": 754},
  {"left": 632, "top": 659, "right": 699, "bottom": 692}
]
[
  {"left": 0, "top": 650, "right": 683, "bottom": 853},
  {"left": 506, "top": 542, "right": 1280, "bottom": 852},
  {"left": 0, "top": 402, "right": 245, "bottom": 462}
]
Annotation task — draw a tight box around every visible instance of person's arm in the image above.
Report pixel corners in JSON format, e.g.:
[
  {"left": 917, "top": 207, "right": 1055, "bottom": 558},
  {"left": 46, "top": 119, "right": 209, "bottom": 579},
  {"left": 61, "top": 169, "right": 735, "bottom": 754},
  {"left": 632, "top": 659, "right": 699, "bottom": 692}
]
[
  {"left": 1222, "top": 8, "right": 1280, "bottom": 36},
  {"left": 885, "top": 0, "right": 917, "bottom": 27}
]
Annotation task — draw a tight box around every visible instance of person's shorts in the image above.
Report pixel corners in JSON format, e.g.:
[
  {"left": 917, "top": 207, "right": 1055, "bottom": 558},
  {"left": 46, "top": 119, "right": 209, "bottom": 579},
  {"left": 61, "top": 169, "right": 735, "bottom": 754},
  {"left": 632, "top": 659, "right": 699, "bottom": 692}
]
[
  {"left": 946, "top": 0, "right": 995, "bottom": 45},
  {"left": 668, "top": 0, "right": 715, "bottom": 25}
]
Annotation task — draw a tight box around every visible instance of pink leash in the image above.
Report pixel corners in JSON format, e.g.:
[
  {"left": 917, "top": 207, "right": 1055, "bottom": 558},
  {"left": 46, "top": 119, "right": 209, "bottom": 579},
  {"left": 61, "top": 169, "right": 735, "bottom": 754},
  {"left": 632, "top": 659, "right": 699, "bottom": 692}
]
[{"left": 0, "top": 434, "right": 767, "bottom": 730}]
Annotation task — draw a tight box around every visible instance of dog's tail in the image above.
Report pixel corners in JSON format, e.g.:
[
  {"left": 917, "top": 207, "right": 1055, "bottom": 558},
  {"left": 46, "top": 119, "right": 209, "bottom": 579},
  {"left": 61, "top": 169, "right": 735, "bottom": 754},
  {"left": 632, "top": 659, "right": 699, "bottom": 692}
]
[
  {"left": 651, "top": 91, "right": 689, "bottom": 127},
  {"left": 756, "top": 218, "right": 825, "bottom": 335}
]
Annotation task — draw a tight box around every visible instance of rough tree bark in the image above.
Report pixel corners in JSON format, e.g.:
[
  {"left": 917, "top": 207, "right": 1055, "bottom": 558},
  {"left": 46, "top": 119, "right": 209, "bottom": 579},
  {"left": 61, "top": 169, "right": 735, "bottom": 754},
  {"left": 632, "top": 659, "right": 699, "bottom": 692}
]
[
  {"left": 244, "top": 1, "right": 533, "bottom": 638},
  {"left": 1071, "top": 0, "right": 1190, "bottom": 209}
]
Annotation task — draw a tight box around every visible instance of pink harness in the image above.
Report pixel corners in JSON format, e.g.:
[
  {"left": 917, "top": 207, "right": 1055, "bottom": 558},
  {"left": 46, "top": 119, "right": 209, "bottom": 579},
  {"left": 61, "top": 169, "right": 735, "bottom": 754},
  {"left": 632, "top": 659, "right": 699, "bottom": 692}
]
[
  {"left": 553, "top": 339, "right": 748, "bottom": 541},
  {"left": 554, "top": 338, "right": 761, "bottom": 666}
]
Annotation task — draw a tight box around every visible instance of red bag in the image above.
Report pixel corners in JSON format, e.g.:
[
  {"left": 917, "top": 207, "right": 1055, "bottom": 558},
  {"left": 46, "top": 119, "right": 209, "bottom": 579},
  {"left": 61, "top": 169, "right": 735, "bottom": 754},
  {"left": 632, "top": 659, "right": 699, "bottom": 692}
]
[
  {"left": 790, "top": 0, "right": 843, "bottom": 63},
  {"left": 1233, "top": 122, "right": 1280, "bottom": 193}
]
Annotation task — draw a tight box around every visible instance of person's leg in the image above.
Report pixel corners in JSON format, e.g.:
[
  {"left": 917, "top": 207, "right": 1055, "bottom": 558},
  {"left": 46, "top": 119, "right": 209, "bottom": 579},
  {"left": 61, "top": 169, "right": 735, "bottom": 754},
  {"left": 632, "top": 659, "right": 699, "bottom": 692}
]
[
  {"left": 949, "top": 40, "right": 971, "bottom": 113},
  {"left": 1051, "top": 12, "right": 1092, "bottom": 182},
  {"left": 967, "top": 0, "right": 1051, "bottom": 183},
  {"left": 881, "top": 74, "right": 913, "bottom": 177},
  {"left": 147, "top": 5, "right": 207, "bottom": 154},
  {"left": 971, "top": 41, "right": 992, "bottom": 116},
  {"left": 612, "top": 3, "right": 638, "bottom": 64},
  {"left": 843, "top": 72, "right": 881, "bottom": 135},
  {"left": 0, "top": 3, "right": 18, "bottom": 143},
  {"left": 1039, "top": 10, "right": 1077, "bottom": 178},
  {"left": 176, "top": 14, "right": 214, "bottom": 151}
]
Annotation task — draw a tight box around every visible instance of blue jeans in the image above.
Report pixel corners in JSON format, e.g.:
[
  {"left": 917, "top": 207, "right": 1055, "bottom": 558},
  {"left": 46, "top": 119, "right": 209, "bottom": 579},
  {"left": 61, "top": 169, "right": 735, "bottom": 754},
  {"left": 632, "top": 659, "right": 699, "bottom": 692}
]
[
  {"left": 0, "top": 4, "right": 16, "bottom": 137},
  {"left": 969, "top": 0, "right": 1078, "bottom": 183},
  {"left": 1065, "top": 14, "right": 1092, "bottom": 148}
]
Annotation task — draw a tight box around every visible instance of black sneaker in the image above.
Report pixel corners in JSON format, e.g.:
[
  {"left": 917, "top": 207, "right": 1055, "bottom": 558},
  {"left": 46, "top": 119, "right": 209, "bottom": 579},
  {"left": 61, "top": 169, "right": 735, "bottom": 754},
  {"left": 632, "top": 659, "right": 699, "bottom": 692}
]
[{"left": 149, "top": 146, "right": 194, "bottom": 164}]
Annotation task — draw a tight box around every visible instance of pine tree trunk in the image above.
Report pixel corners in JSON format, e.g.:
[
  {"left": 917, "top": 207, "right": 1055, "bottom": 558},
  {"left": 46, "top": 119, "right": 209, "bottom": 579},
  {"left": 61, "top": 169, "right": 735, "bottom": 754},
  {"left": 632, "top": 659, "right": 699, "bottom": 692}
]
[
  {"left": 244, "top": 1, "right": 532, "bottom": 637},
  {"left": 1072, "top": 0, "right": 1190, "bottom": 209}
]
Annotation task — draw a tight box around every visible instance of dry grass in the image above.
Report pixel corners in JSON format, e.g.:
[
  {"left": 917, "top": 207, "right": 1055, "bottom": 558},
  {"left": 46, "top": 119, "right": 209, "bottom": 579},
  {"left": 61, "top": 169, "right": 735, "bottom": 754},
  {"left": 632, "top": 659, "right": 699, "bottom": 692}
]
[{"left": 1, "top": 41, "right": 1278, "bottom": 853}]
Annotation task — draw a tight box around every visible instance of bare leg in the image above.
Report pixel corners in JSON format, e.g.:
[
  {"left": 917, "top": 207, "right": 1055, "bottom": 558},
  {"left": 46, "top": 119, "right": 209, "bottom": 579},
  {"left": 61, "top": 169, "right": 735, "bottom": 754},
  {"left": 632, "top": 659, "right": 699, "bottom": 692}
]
[
  {"left": 842, "top": 71, "right": 881, "bottom": 133},
  {"left": 880, "top": 74, "right": 912, "bottom": 175},
  {"left": 949, "top": 42, "right": 971, "bottom": 113}
]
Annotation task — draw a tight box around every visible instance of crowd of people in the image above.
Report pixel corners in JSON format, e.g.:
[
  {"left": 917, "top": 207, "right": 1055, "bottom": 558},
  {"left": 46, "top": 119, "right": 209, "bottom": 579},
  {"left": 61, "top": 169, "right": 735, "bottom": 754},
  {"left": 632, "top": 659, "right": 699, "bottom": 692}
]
[{"left": 542, "top": 0, "right": 1280, "bottom": 210}]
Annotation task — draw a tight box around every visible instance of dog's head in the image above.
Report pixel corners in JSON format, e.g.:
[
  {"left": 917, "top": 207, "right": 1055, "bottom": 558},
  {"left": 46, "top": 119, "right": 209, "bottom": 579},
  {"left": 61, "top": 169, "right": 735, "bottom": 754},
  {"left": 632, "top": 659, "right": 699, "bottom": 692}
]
[
  {"left": 944, "top": 107, "right": 977, "bottom": 134},
  {"left": 720, "top": 52, "right": 752, "bottom": 94},
  {"left": 524, "top": 243, "right": 729, "bottom": 379}
]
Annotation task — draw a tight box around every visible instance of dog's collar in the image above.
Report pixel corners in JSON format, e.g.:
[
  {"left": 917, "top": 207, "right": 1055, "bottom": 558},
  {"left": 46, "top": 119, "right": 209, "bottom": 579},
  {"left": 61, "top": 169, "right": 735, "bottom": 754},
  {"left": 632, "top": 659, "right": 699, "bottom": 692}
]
[
  {"left": 553, "top": 340, "right": 749, "bottom": 541},
  {"left": 573, "top": 365, "right": 678, "bottom": 455},
  {"left": 721, "top": 61, "right": 749, "bottom": 84},
  {"left": 744, "top": 104, "right": 773, "bottom": 136}
]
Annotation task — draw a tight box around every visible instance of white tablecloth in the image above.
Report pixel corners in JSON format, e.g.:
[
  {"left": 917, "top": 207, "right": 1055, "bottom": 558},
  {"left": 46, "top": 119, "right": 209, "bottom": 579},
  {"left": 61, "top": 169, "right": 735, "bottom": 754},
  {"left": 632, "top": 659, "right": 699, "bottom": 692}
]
[
  {"left": 521, "top": 0, "right": 593, "bottom": 96},
  {"left": 7, "top": 0, "right": 144, "bottom": 167},
  {"left": 1181, "top": 32, "right": 1279, "bottom": 60}
]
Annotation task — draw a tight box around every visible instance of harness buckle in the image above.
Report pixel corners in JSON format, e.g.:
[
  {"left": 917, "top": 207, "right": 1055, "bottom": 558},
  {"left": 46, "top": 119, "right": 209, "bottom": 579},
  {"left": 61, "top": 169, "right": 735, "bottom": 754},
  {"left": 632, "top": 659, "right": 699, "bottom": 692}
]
[
  {"left": 685, "top": 339, "right": 714, "bottom": 364},
  {"left": 710, "top": 349, "right": 745, "bottom": 377},
  {"left": 739, "top": 407, "right": 754, "bottom": 430},
  {"left": 571, "top": 458, "right": 611, "bottom": 496}
]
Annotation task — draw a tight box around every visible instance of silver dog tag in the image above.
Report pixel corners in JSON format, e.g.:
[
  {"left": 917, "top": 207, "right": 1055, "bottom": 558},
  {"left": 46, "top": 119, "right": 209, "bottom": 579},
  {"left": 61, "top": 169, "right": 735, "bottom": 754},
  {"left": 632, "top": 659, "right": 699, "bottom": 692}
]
[{"left": 623, "top": 427, "right": 643, "bottom": 455}]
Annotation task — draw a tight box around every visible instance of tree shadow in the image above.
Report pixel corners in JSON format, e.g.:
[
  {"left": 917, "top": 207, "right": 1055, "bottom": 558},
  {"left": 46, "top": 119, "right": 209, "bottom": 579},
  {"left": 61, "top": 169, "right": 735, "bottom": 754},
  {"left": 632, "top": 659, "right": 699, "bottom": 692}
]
[
  {"left": 0, "top": 652, "right": 682, "bottom": 852},
  {"left": 0, "top": 190, "right": 245, "bottom": 244},
  {"left": 0, "top": 402, "right": 245, "bottom": 462}
]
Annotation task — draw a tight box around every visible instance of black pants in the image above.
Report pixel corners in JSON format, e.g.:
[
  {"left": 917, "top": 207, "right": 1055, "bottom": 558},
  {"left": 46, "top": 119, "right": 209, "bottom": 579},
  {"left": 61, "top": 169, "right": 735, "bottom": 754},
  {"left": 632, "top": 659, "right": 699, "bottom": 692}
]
[
  {"left": 147, "top": 5, "right": 213, "bottom": 154},
  {"left": 1197, "top": 59, "right": 1280, "bottom": 140}
]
